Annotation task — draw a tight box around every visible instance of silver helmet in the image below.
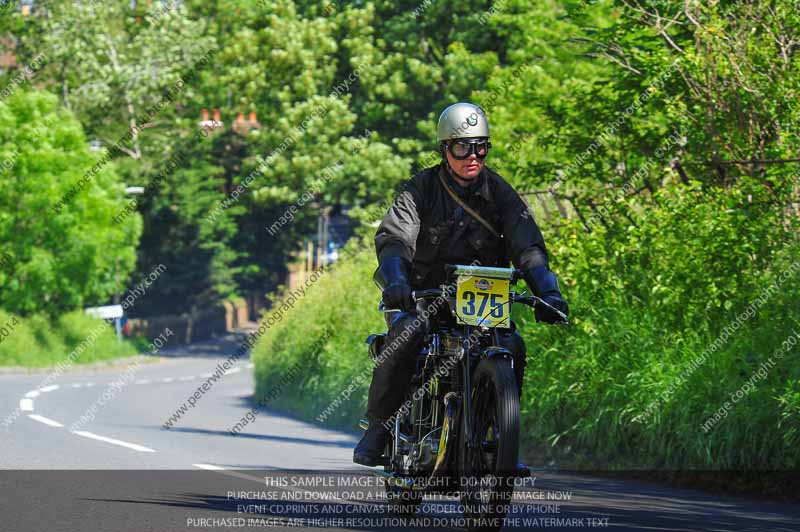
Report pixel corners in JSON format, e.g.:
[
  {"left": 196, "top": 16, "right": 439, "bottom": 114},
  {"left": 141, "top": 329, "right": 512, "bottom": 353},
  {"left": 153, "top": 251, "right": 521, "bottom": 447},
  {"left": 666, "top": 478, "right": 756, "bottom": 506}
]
[{"left": 437, "top": 102, "right": 490, "bottom": 141}]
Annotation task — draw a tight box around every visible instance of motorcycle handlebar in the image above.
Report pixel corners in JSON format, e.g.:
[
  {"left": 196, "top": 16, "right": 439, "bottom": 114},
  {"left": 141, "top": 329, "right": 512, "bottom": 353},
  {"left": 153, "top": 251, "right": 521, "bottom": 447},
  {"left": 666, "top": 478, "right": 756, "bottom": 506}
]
[
  {"left": 411, "top": 288, "right": 446, "bottom": 300},
  {"left": 413, "top": 290, "right": 537, "bottom": 305},
  {"left": 444, "top": 263, "right": 524, "bottom": 281},
  {"left": 378, "top": 288, "right": 448, "bottom": 313},
  {"left": 381, "top": 288, "right": 554, "bottom": 313},
  {"left": 512, "top": 294, "right": 537, "bottom": 307},
  {"left": 515, "top": 294, "right": 569, "bottom": 324}
]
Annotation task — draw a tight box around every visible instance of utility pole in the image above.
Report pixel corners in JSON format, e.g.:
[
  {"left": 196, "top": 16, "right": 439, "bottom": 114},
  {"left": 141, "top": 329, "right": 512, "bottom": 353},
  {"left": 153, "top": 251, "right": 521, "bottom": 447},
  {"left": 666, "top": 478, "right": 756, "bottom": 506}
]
[{"left": 305, "top": 240, "right": 314, "bottom": 281}]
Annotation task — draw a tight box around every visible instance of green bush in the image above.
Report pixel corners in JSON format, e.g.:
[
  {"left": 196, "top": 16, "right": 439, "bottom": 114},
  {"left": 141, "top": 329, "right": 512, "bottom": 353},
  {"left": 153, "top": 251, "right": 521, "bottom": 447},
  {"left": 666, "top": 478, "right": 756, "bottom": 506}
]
[
  {"left": 252, "top": 240, "right": 384, "bottom": 426},
  {"left": 520, "top": 179, "right": 800, "bottom": 470},
  {"left": 0, "top": 309, "right": 138, "bottom": 367},
  {"left": 252, "top": 188, "right": 800, "bottom": 471}
]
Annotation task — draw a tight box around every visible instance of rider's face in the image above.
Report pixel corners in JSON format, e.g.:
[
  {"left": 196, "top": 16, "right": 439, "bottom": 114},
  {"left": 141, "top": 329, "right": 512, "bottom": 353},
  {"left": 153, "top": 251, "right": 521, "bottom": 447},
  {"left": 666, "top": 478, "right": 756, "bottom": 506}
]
[{"left": 446, "top": 149, "right": 484, "bottom": 184}]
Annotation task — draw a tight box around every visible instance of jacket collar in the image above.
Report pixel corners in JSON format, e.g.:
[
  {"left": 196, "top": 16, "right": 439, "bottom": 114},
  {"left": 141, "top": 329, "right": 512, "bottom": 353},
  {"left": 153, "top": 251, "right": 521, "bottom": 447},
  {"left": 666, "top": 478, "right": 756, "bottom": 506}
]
[{"left": 440, "top": 162, "right": 493, "bottom": 202}]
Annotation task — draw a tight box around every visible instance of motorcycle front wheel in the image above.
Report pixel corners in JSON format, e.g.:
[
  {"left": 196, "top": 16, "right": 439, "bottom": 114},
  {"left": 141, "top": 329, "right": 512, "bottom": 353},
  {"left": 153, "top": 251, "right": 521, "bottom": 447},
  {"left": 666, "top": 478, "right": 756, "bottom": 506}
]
[{"left": 458, "top": 357, "right": 520, "bottom": 531}]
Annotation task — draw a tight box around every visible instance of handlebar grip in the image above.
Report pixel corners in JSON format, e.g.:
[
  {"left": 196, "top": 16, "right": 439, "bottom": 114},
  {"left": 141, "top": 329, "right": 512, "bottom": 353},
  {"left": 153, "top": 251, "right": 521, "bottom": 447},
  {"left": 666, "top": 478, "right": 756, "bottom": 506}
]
[
  {"left": 514, "top": 294, "right": 569, "bottom": 324},
  {"left": 513, "top": 295, "right": 537, "bottom": 307},
  {"left": 379, "top": 288, "right": 443, "bottom": 313},
  {"left": 412, "top": 288, "right": 443, "bottom": 300}
]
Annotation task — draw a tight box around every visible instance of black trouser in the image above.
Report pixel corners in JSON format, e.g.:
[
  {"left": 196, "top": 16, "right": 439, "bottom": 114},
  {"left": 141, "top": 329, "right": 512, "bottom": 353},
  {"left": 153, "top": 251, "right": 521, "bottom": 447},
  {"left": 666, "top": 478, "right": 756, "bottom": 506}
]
[{"left": 365, "top": 299, "right": 527, "bottom": 423}]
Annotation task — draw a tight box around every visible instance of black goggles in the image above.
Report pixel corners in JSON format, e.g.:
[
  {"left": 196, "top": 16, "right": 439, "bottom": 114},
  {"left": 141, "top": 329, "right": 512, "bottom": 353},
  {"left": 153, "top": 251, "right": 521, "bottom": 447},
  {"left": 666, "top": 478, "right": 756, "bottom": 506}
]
[{"left": 446, "top": 139, "right": 491, "bottom": 160}]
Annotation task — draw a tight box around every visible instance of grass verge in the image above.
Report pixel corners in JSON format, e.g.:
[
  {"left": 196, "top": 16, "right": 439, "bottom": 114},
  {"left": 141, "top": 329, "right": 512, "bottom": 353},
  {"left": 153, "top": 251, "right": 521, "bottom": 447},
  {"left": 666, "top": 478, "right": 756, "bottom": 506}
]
[{"left": 0, "top": 309, "right": 139, "bottom": 367}]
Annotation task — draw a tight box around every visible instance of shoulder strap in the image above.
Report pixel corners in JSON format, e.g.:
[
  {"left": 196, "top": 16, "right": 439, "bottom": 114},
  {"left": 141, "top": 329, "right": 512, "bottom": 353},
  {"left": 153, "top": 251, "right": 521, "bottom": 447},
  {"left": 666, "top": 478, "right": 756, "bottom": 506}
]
[{"left": 438, "top": 170, "right": 502, "bottom": 239}]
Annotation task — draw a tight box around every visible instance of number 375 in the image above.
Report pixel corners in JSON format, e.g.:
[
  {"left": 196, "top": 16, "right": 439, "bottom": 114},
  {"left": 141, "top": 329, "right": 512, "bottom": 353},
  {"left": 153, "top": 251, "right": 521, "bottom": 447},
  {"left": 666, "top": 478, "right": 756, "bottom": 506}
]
[{"left": 461, "top": 291, "right": 504, "bottom": 318}]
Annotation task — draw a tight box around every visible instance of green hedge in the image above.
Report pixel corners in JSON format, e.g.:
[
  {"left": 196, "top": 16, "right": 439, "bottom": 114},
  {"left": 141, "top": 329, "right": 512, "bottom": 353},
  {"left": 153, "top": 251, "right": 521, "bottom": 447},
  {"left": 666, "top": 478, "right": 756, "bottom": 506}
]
[
  {"left": 0, "top": 310, "right": 138, "bottom": 367},
  {"left": 252, "top": 182, "right": 800, "bottom": 470},
  {"left": 252, "top": 243, "right": 384, "bottom": 426}
]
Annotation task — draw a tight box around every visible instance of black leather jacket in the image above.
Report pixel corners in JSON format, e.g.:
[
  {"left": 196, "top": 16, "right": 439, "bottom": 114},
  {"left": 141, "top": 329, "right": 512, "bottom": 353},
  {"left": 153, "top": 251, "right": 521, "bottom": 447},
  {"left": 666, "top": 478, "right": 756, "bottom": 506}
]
[{"left": 375, "top": 162, "right": 550, "bottom": 289}]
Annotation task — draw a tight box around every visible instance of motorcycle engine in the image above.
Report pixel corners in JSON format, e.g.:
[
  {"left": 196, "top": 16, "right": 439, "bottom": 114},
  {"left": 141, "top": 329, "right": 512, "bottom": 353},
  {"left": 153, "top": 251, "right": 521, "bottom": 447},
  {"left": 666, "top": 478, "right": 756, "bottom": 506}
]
[
  {"left": 412, "top": 429, "right": 440, "bottom": 472},
  {"left": 406, "top": 331, "right": 462, "bottom": 474},
  {"left": 441, "top": 332, "right": 463, "bottom": 358}
]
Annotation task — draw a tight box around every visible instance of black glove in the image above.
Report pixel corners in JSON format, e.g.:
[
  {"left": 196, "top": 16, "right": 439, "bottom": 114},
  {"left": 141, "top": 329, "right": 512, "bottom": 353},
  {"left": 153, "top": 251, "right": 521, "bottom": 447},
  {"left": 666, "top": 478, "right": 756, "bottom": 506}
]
[
  {"left": 377, "top": 256, "right": 413, "bottom": 312},
  {"left": 383, "top": 282, "right": 412, "bottom": 312},
  {"left": 523, "top": 265, "right": 569, "bottom": 324}
]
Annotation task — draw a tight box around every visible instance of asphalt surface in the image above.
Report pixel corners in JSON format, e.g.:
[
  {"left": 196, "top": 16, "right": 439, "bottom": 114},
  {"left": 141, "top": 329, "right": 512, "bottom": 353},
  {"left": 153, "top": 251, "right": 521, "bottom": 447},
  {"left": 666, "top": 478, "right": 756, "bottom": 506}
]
[{"left": 1, "top": 333, "right": 798, "bottom": 532}]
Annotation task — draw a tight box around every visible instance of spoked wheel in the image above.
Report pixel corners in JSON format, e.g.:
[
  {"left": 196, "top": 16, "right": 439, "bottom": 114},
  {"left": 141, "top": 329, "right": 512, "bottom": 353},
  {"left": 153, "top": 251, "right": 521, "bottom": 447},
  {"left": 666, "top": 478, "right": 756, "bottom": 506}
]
[{"left": 459, "top": 357, "right": 519, "bottom": 531}]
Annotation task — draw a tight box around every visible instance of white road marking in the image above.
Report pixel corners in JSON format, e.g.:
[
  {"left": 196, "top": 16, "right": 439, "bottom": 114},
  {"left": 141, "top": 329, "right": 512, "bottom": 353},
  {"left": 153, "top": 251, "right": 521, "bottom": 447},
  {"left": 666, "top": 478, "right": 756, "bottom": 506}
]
[
  {"left": 193, "top": 463, "right": 226, "bottom": 471},
  {"left": 28, "top": 414, "right": 63, "bottom": 427},
  {"left": 200, "top": 373, "right": 214, "bottom": 378},
  {"left": 178, "top": 376, "right": 195, "bottom": 381},
  {"left": 161, "top": 377, "right": 174, "bottom": 383},
  {"left": 39, "top": 385, "right": 59, "bottom": 393},
  {"left": 135, "top": 379, "right": 151, "bottom": 385},
  {"left": 193, "top": 464, "right": 276, "bottom": 485},
  {"left": 84, "top": 383, "right": 95, "bottom": 387},
  {"left": 192, "top": 465, "right": 368, "bottom": 506},
  {"left": 19, "top": 399, "right": 34, "bottom": 412},
  {"left": 227, "top": 368, "right": 242, "bottom": 375},
  {"left": 72, "top": 431, "right": 156, "bottom": 453},
  {"left": 72, "top": 383, "right": 83, "bottom": 388},
  {"left": 24, "top": 390, "right": 40, "bottom": 398},
  {"left": 247, "top": 363, "right": 254, "bottom": 369}
]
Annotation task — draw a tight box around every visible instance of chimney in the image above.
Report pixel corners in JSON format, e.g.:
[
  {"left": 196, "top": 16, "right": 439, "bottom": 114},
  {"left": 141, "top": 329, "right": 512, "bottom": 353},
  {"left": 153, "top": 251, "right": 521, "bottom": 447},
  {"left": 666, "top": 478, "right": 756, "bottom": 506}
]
[
  {"left": 235, "top": 112, "right": 244, "bottom": 124},
  {"left": 201, "top": 108, "right": 209, "bottom": 122},
  {"left": 213, "top": 109, "right": 221, "bottom": 122},
  {"left": 248, "top": 111, "right": 257, "bottom": 123}
]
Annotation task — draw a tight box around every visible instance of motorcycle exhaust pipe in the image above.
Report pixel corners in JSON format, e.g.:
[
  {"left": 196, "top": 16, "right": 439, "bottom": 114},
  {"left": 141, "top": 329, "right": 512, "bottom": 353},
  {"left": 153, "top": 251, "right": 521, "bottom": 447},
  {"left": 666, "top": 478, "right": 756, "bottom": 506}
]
[{"left": 432, "top": 392, "right": 459, "bottom": 476}]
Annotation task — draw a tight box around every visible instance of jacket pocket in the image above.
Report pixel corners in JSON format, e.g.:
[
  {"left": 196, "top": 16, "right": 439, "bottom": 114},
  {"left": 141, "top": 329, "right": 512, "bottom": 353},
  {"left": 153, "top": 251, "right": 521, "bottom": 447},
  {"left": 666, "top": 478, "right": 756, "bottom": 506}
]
[
  {"left": 426, "top": 218, "right": 453, "bottom": 246},
  {"left": 467, "top": 224, "right": 497, "bottom": 251}
]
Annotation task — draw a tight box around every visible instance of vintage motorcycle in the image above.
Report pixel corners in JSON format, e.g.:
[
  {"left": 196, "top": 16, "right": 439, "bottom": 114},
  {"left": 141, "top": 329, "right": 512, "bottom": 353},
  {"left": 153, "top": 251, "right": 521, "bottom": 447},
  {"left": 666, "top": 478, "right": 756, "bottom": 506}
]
[{"left": 362, "top": 263, "right": 567, "bottom": 530}]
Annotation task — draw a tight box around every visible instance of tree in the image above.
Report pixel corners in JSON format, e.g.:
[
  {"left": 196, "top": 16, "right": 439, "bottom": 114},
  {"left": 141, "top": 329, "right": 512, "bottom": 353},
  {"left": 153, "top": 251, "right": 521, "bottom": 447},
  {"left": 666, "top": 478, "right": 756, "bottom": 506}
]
[
  {"left": 0, "top": 90, "right": 141, "bottom": 315},
  {"left": 30, "top": 2, "right": 216, "bottom": 163},
  {"left": 479, "top": 0, "right": 799, "bottom": 324}
]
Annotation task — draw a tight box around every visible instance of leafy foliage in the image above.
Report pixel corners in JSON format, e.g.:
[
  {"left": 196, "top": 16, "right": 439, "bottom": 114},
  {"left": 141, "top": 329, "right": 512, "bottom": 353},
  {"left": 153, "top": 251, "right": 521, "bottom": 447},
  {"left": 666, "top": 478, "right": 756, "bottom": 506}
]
[
  {"left": 0, "top": 91, "right": 141, "bottom": 315},
  {"left": 1, "top": 0, "right": 798, "bottom": 468},
  {"left": 249, "top": 0, "right": 800, "bottom": 471}
]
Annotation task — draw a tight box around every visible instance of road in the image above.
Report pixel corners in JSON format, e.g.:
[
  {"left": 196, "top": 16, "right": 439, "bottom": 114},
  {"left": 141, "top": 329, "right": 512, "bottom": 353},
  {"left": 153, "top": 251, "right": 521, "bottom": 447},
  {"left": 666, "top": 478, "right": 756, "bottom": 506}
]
[{"left": 0, "top": 333, "right": 797, "bottom": 532}]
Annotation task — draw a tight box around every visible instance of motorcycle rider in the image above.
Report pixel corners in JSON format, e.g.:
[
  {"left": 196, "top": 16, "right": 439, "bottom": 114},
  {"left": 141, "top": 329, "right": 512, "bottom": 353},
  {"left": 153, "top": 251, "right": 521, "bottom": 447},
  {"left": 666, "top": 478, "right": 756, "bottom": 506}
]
[{"left": 353, "top": 102, "right": 568, "bottom": 470}]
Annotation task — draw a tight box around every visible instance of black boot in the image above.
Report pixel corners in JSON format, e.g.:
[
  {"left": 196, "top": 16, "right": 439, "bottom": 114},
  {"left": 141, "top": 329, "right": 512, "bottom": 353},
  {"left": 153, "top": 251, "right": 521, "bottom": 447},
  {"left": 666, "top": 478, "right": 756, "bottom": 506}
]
[{"left": 353, "top": 420, "right": 389, "bottom": 466}]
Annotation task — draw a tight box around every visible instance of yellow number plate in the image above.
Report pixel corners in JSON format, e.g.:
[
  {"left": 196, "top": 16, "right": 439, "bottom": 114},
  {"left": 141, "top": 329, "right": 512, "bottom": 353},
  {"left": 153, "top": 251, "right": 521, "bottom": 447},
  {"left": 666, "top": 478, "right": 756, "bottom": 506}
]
[{"left": 455, "top": 275, "right": 510, "bottom": 328}]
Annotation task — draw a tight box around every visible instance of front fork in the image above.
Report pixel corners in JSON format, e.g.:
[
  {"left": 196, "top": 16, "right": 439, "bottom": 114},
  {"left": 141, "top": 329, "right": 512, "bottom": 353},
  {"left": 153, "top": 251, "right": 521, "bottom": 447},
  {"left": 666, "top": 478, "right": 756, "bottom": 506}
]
[
  {"left": 462, "top": 347, "right": 473, "bottom": 452},
  {"left": 461, "top": 327, "right": 514, "bottom": 456},
  {"left": 393, "top": 415, "right": 401, "bottom": 468}
]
